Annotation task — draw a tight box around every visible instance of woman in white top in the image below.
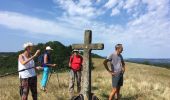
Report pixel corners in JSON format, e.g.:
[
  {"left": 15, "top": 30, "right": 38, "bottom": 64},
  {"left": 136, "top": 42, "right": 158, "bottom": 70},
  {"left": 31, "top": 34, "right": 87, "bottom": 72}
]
[{"left": 18, "top": 42, "right": 40, "bottom": 100}]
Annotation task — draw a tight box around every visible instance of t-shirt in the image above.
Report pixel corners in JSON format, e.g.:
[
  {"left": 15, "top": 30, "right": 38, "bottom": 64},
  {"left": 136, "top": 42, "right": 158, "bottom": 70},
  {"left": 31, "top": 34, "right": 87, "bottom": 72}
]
[
  {"left": 107, "top": 52, "right": 124, "bottom": 74},
  {"left": 43, "top": 52, "right": 51, "bottom": 67},
  {"left": 69, "top": 55, "right": 83, "bottom": 71}
]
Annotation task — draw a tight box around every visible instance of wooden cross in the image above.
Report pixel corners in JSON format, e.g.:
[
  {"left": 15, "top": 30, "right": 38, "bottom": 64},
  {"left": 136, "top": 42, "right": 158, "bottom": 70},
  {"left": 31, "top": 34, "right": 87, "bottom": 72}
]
[{"left": 72, "top": 30, "right": 104, "bottom": 100}]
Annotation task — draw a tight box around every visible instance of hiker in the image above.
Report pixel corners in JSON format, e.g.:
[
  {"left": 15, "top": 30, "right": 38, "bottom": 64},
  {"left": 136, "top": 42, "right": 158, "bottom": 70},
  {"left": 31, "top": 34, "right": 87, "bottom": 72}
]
[
  {"left": 103, "top": 44, "right": 125, "bottom": 100},
  {"left": 40, "top": 46, "right": 57, "bottom": 91},
  {"left": 18, "top": 42, "right": 41, "bottom": 100},
  {"left": 69, "top": 49, "right": 83, "bottom": 98}
]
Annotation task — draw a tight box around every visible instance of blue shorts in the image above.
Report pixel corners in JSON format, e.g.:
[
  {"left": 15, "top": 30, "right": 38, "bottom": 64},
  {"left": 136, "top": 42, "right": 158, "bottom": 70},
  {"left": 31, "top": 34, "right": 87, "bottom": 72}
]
[{"left": 112, "top": 73, "right": 123, "bottom": 88}]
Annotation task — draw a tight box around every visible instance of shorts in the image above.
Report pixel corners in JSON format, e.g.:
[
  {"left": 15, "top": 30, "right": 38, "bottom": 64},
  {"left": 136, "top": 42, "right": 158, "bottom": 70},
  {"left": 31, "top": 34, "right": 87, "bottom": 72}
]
[{"left": 112, "top": 73, "right": 123, "bottom": 88}]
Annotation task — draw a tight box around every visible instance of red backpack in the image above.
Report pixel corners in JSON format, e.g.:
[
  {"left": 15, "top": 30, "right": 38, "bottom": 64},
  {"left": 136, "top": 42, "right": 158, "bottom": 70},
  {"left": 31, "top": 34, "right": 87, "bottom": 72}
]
[{"left": 70, "top": 55, "right": 83, "bottom": 71}]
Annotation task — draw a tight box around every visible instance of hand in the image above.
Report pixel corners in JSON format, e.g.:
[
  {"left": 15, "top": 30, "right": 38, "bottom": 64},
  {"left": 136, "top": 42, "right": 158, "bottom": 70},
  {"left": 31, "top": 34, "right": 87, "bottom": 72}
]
[
  {"left": 36, "top": 66, "right": 43, "bottom": 70},
  {"left": 69, "top": 63, "right": 71, "bottom": 67},
  {"left": 121, "top": 67, "right": 125, "bottom": 74},
  {"left": 53, "top": 64, "right": 57, "bottom": 67},
  {"left": 34, "top": 50, "right": 40, "bottom": 57},
  {"left": 109, "top": 71, "right": 116, "bottom": 76}
]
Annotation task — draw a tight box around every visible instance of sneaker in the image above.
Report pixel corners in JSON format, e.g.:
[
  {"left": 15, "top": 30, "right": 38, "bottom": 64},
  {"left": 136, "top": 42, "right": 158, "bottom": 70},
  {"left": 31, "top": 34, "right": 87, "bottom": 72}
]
[{"left": 41, "top": 87, "right": 46, "bottom": 92}]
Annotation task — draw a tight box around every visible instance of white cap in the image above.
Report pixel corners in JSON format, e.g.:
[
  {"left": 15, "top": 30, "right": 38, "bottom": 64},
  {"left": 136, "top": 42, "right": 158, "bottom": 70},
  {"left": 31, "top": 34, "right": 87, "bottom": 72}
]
[
  {"left": 23, "top": 42, "right": 33, "bottom": 49},
  {"left": 46, "top": 46, "right": 53, "bottom": 51}
]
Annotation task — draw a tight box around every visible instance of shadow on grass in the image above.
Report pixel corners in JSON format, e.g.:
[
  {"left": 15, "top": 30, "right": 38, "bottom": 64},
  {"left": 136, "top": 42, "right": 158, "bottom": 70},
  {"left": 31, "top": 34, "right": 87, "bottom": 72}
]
[
  {"left": 101, "top": 93, "right": 140, "bottom": 100},
  {"left": 101, "top": 92, "right": 109, "bottom": 99},
  {"left": 120, "top": 96, "right": 137, "bottom": 100},
  {"left": 92, "top": 86, "right": 98, "bottom": 91},
  {"left": 121, "top": 94, "right": 139, "bottom": 100}
]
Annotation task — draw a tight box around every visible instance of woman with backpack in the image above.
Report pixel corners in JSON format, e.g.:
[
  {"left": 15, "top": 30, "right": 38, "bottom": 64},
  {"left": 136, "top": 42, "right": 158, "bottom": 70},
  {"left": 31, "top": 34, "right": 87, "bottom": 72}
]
[
  {"left": 68, "top": 49, "right": 83, "bottom": 98},
  {"left": 40, "top": 46, "right": 57, "bottom": 91}
]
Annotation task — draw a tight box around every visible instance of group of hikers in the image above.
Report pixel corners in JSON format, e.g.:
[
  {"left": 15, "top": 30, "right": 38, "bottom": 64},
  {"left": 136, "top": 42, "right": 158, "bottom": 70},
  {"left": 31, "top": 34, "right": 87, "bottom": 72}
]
[
  {"left": 18, "top": 42, "right": 125, "bottom": 100},
  {"left": 18, "top": 42, "right": 57, "bottom": 100}
]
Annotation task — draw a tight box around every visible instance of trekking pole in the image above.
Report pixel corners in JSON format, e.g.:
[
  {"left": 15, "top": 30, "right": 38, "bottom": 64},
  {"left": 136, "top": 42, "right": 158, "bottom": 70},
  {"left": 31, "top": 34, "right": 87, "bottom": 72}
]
[
  {"left": 0, "top": 66, "right": 36, "bottom": 78},
  {"left": 46, "top": 68, "right": 61, "bottom": 88},
  {"left": 56, "top": 71, "right": 61, "bottom": 88}
]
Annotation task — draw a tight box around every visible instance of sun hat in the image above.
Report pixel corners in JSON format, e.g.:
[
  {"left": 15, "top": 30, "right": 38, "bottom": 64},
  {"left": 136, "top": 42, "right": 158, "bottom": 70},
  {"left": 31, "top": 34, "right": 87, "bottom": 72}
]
[
  {"left": 72, "top": 49, "right": 79, "bottom": 52},
  {"left": 23, "top": 42, "right": 33, "bottom": 49}
]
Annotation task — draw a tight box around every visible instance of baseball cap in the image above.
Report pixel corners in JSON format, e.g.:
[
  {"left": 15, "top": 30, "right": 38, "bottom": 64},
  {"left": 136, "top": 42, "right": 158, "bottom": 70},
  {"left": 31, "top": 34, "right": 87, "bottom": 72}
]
[{"left": 46, "top": 46, "right": 53, "bottom": 50}]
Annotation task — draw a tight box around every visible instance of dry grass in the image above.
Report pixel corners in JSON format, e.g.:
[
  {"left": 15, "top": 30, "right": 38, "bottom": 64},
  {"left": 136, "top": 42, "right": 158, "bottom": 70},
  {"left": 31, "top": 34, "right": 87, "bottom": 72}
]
[{"left": 0, "top": 58, "right": 170, "bottom": 100}]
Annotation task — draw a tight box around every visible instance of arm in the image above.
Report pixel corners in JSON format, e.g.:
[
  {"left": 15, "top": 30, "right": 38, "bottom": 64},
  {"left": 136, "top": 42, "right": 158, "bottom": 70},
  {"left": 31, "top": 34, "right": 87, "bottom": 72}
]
[
  {"left": 80, "top": 55, "right": 83, "bottom": 71},
  {"left": 103, "top": 59, "right": 115, "bottom": 75},
  {"left": 19, "top": 50, "right": 40, "bottom": 65},
  {"left": 103, "top": 59, "right": 111, "bottom": 72},
  {"left": 80, "top": 55, "right": 83, "bottom": 66},
  {"left": 69, "top": 56, "right": 73, "bottom": 68},
  {"left": 19, "top": 55, "right": 35, "bottom": 65},
  {"left": 44, "top": 54, "right": 56, "bottom": 67},
  {"left": 121, "top": 61, "right": 125, "bottom": 73},
  {"left": 121, "top": 55, "right": 125, "bottom": 73}
]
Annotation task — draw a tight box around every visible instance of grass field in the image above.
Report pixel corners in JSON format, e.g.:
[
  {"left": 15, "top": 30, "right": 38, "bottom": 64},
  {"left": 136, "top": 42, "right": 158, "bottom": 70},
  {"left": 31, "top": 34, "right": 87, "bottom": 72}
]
[{"left": 0, "top": 58, "right": 170, "bottom": 100}]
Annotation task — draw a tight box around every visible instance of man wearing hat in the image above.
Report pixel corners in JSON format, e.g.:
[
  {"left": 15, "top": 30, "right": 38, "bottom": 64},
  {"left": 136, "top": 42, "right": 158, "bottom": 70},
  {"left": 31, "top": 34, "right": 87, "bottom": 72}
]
[
  {"left": 18, "top": 42, "right": 40, "bottom": 100},
  {"left": 40, "top": 46, "right": 57, "bottom": 91},
  {"left": 69, "top": 49, "right": 83, "bottom": 98}
]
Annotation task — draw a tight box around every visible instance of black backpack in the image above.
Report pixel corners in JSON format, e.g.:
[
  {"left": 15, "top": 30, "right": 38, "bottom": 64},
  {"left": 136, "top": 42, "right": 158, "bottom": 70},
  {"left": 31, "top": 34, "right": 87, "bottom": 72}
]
[
  {"left": 38, "top": 54, "right": 44, "bottom": 66},
  {"left": 71, "top": 94, "right": 84, "bottom": 100},
  {"left": 71, "top": 93, "right": 100, "bottom": 100}
]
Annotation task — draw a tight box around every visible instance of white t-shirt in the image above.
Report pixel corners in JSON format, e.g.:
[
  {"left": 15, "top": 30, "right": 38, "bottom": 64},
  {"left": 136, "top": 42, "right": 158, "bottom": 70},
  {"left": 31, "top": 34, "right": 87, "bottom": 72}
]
[{"left": 18, "top": 54, "right": 36, "bottom": 78}]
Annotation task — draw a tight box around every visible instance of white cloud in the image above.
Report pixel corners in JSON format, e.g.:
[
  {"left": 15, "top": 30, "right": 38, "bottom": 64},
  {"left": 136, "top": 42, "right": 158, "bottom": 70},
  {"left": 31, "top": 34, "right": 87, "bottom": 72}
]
[
  {"left": 117, "top": 0, "right": 125, "bottom": 8},
  {"left": 92, "top": 0, "right": 170, "bottom": 57},
  {"left": 111, "top": 8, "right": 120, "bottom": 16},
  {"left": 78, "top": 0, "right": 92, "bottom": 6},
  {"left": 53, "top": 0, "right": 100, "bottom": 18},
  {"left": 0, "top": 0, "right": 170, "bottom": 58},
  {"left": 124, "top": 0, "right": 140, "bottom": 10},
  {"left": 104, "top": 0, "right": 119, "bottom": 9},
  {"left": 0, "top": 11, "right": 81, "bottom": 39},
  {"left": 95, "top": 0, "right": 101, "bottom": 3},
  {"left": 142, "top": 0, "right": 166, "bottom": 11}
]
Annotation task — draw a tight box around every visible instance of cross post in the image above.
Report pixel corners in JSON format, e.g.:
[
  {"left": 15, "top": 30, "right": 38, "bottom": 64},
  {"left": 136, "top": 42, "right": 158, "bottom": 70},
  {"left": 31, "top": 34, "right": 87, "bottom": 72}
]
[{"left": 72, "top": 30, "right": 104, "bottom": 100}]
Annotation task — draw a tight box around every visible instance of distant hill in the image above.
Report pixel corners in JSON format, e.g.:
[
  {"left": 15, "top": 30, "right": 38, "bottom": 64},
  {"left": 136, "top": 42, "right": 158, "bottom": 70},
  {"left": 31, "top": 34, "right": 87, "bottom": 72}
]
[
  {"left": 0, "top": 52, "right": 17, "bottom": 57},
  {"left": 126, "top": 58, "right": 170, "bottom": 69},
  {"left": 0, "top": 41, "right": 103, "bottom": 75}
]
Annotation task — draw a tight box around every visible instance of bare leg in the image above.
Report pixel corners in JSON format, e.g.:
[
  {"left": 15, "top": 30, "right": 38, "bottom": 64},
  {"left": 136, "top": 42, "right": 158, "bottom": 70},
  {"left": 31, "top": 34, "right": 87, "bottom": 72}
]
[
  {"left": 114, "top": 87, "right": 121, "bottom": 100},
  {"left": 109, "top": 88, "right": 117, "bottom": 100},
  {"left": 114, "top": 92, "right": 118, "bottom": 100}
]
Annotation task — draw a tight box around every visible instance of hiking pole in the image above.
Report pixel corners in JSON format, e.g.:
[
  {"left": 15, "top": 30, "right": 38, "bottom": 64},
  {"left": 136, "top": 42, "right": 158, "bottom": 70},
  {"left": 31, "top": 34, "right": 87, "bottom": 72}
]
[
  {"left": 56, "top": 71, "right": 61, "bottom": 88},
  {"left": 46, "top": 68, "right": 61, "bottom": 88},
  {"left": 0, "top": 66, "right": 36, "bottom": 78}
]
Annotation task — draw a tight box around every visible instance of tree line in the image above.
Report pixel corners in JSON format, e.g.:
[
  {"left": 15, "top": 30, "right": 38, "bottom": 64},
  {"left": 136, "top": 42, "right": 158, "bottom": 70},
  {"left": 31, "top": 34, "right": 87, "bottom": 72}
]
[{"left": 0, "top": 41, "right": 103, "bottom": 75}]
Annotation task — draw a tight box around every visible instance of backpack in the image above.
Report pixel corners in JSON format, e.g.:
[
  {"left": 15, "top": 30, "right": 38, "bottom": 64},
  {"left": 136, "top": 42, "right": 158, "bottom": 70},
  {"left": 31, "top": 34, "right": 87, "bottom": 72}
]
[
  {"left": 71, "top": 93, "right": 100, "bottom": 100},
  {"left": 38, "top": 54, "right": 44, "bottom": 66},
  {"left": 70, "top": 55, "right": 83, "bottom": 64},
  {"left": 70, "top": 55, "right": 83, "bottom": 70},
  {"left": 71, "top": 94, "right": 84, "bottom": 100}
]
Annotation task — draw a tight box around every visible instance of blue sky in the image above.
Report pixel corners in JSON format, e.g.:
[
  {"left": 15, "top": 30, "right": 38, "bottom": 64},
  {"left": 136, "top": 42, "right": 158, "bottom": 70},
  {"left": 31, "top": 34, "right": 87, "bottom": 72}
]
[{"left": 0, "top": 0, "right": 170, "bottom": 58}]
